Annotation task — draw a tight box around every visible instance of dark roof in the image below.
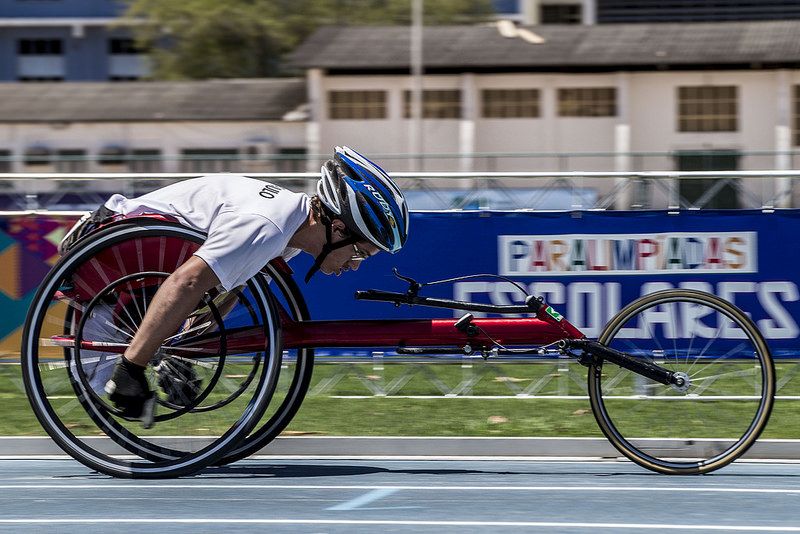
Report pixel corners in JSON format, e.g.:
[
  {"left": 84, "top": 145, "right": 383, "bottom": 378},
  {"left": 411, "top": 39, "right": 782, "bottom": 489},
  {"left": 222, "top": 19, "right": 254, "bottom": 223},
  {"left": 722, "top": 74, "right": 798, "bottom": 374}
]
[
  {"left": 0, "top": 79, "right": 306, "bottom": 122},
  {"left": 289, "top": 21, "right": 800, "bottom": 72}
]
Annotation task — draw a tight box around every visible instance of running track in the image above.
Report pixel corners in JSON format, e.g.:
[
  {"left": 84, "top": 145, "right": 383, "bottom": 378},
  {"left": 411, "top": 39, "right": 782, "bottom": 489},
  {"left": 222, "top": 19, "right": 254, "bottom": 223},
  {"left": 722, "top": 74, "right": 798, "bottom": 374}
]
[{"left": 2, "top": 457, "right": 800, "bottom": 533}]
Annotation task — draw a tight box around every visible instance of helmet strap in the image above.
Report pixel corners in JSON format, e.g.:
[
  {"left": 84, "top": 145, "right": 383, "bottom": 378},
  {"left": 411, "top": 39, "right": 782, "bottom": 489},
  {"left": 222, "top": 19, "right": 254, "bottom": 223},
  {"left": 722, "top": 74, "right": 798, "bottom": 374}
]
[{"left": 304, "top": 219, "right": 359, "bottom": 283}]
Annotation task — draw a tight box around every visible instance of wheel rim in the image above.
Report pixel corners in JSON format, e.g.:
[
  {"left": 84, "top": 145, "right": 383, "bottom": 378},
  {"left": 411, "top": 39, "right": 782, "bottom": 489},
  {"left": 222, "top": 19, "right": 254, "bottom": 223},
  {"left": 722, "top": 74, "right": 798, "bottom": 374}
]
[
  {"left": 219, "top": 264, "right": 314, "bottom": 464},
  {"left": 74, "top": 271, "right": 229, "bottom": 422},
  {"left": 591, "top": 290, "right": 774, "bottom": 474},
  {"left": 22, "top": 223, "right": 281, "bottom": 477}
]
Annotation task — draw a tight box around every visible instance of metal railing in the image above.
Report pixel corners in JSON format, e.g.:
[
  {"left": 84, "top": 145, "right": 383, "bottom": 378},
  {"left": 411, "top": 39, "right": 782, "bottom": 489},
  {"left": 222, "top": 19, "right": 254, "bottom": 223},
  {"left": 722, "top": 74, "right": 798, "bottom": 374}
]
[
  {"left": 0, "top": 170, "right": 797, "bottom": 211},
  {"left": 7, "top": 149, "right": 800, "bottom": 174},
  {"left": 304, "top": 354, "right": 800, "bottom": 400}
]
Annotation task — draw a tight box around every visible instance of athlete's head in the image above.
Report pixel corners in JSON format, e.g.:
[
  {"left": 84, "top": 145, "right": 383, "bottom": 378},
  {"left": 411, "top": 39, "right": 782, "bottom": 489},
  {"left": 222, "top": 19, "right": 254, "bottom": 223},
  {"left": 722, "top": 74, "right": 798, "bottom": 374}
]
[{"left": 305, "top": 146, "right": 409, "bottom": 282}]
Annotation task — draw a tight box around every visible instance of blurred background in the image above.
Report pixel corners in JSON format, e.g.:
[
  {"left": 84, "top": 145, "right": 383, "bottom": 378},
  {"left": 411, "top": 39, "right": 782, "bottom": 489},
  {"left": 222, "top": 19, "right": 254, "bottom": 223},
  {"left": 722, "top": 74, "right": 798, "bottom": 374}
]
[
  {"left": 2, "top": 0, "right": 800, "bottom": 207},
  {"left": 3, "top": 0, "right": 800, "bottom": 438}
]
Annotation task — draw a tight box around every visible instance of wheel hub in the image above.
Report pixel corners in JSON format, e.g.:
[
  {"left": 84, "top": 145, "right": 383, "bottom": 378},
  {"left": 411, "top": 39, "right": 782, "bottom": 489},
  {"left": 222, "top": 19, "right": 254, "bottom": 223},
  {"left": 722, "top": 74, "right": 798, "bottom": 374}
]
[{"left": 671, "top": 371, "right": 691, "bottom": 393}]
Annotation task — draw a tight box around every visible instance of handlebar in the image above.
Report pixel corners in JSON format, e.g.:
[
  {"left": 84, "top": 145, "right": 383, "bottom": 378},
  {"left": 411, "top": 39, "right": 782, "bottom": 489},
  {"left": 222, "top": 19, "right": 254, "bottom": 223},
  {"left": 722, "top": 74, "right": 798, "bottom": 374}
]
[{"left": 355, "top": 289, "right": 540, "bottom": 314}]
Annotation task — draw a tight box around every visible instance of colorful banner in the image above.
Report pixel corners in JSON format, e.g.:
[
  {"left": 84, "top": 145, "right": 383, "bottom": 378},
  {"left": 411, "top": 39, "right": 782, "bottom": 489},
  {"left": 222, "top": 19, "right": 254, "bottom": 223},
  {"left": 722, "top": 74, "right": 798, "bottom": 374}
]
[
  {"left": 300, "top": 210, "right": 800, "bottom": 357},
  {"left": 2, "top": 210, "right": 799, "bottom": 358},
  {"left": 0, "top": 214, "right": 77, "bottom": 356},
  {"left": 498, "top": 232, "right": 757, "bottom": 275}
]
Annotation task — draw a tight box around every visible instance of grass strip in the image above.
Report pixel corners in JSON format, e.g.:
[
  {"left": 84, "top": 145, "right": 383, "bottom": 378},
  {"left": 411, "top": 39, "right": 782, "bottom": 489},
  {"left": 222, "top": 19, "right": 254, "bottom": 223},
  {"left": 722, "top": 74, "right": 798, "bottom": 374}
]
[{"left": 1, "top": 362, "right": 799, "bottom": 439}]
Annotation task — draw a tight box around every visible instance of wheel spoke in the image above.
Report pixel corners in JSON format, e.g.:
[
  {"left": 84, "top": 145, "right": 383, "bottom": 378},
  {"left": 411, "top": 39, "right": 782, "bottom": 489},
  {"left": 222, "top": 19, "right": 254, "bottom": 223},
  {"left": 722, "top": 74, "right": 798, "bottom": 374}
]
[
  {"left": 22, "top": 225, "right": 281, "bottom": 478},
  {"left": 163, "top": 321, "right": 213, "bottom": 343},
  {"left": 592, "top": 289, "right": 773, "bottom": 475}
]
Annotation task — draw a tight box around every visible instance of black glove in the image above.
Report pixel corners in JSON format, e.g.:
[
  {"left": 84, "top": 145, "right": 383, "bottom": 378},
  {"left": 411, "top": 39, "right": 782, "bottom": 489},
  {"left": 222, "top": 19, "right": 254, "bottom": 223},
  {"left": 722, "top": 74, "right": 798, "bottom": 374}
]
[
  {"left": 105, "top": 357, "right": 156, "bottom": 428},
  {"left": 156, "top": 359, "right": 202, "bottom": 406}
]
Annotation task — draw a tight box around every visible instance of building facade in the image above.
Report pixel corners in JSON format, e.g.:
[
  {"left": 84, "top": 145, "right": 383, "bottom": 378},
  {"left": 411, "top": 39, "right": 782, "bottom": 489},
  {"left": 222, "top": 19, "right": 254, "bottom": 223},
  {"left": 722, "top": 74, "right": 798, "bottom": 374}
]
[
  {"left": 302, "top": 69, "right": 800, "bottom": 174},
  {"left": 495, "top": 0, "right": 800, "bottom": 25},
  {"left": 0, "top": 79, "right": 307, "bottom": 208},
  {"left": 289, "top": 21, "right": 800, "bottom": 207},
  {"left": 0, "top": 0, "right": 147, "bottom": 81},
  {"left": 595, "top": 0, "right": 800, "bottom": 23},
  {"left": 291, "top": 22, "right": 800, "bottom": 172},
  {"left": 3, "top": 16, "right": 800, "bottom": 209}
]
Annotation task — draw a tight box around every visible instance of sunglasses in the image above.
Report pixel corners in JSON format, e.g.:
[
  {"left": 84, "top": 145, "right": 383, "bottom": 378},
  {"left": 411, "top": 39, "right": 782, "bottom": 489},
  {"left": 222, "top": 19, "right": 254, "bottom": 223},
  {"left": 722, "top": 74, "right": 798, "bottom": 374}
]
[{"left": 350, "top": 242, "right": 370, "bottom": 262}]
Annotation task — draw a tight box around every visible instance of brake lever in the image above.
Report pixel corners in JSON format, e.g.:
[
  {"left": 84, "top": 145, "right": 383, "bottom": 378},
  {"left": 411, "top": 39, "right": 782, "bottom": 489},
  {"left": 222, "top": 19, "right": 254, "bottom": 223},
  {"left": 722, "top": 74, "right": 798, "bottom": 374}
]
[{"left": 392, "top": 267, "right": 422, "bottom": 298}]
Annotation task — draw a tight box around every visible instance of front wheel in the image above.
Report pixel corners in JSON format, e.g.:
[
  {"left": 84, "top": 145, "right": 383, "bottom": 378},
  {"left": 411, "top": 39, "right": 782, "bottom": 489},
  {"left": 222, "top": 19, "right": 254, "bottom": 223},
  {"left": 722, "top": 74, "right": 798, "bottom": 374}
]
[{"left": 588, "top": 289, "right": 775, "bottom": 475}]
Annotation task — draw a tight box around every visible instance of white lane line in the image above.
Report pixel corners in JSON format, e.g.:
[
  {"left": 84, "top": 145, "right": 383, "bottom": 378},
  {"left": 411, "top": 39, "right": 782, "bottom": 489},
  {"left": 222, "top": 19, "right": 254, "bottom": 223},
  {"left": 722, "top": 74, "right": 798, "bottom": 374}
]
[
  {"left": 0, "top": 484, "right": 798, "bottom": 494},
  {"left": 327, "top": 488, "right": 398, "bottom": 510},
  {"left": 5, "top": 456, "right": 800, "bottom": 464},
  {"left": 0, "top": 519, "right": 799, "bottom": 530}
]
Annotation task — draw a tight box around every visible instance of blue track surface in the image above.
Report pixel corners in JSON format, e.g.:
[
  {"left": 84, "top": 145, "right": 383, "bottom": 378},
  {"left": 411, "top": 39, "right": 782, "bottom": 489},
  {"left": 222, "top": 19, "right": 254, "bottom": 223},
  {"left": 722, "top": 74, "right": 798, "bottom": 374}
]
[{"left": 1, "top": 458, "right": 800, "bottom": 532}]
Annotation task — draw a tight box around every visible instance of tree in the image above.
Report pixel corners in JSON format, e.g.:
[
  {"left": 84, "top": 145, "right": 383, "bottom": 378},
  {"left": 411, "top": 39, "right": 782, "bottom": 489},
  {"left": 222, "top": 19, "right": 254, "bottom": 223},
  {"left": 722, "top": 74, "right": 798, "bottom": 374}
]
[{"left": 123, "top": 0, "right": 495, "bottom": 79}]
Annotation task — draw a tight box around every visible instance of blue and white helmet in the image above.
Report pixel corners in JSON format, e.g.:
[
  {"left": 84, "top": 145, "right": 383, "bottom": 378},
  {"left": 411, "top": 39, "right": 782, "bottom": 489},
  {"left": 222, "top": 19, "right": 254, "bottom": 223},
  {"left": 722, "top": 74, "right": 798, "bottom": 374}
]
[{"left": 318, "top": 146, "right": 409, "bottom": 253}]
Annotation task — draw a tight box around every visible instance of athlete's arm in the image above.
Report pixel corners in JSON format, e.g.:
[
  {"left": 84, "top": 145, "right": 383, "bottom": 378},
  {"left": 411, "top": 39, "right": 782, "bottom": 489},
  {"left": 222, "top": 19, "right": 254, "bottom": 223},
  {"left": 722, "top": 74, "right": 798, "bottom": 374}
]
[{"left": 123, "top": 255, "right": 221, "bottom": 367}]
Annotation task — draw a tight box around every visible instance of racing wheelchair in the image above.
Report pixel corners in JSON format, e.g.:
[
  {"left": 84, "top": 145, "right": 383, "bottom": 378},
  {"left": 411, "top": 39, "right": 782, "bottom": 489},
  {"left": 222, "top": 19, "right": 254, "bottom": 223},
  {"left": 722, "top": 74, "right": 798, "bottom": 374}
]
[{"left": 21, "top": 215, "right": 775, "bottom": 478}]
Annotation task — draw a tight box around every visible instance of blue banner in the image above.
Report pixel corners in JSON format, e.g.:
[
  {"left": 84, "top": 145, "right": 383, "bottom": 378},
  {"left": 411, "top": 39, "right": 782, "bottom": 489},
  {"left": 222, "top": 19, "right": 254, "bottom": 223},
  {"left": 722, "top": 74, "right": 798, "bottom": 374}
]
[{"left": 299, "top": 210, "right": 800, "bottom": 357}]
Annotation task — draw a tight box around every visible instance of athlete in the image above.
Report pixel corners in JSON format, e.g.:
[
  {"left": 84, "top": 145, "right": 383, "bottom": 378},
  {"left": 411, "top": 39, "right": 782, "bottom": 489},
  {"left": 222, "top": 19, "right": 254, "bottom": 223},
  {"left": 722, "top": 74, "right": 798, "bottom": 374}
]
[{"left": 60, "top": 146, "right": 409, "bottom": 427}]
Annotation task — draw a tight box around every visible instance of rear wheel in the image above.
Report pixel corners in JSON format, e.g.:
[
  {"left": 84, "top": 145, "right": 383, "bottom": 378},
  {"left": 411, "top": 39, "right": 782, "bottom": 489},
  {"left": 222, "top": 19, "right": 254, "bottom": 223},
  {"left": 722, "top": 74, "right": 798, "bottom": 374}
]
[
  {"left": 218, "top": 264, "right": 314, "bottom": 464},
  {"left": 589, "top": 289, "right": 775, "bottom": 475},
  {"left": 21, "top": 221, "right": 282, "bottom": 478}
]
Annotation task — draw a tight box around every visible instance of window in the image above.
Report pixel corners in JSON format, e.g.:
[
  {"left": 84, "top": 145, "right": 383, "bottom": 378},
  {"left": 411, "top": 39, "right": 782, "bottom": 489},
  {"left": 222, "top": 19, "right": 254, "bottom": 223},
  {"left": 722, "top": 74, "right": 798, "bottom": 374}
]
[
  {"left": 18, "top": 39, "right": 62, "bottom": 55},
  {"left": 558, "top": 87, "right": 617, "bottom": 117},
  {"left": 328, "top": 91, "right": 387, "bottom": 119},
  {"left": 98, "top": 146, "right": 126, "bottom": 166},
  {"left": 55, "top": 150, "right": 88, "bottom": 173},
  {"left": 109, "top": 38, "right": 143, "bottom": 55},
  {"left": 180, "top": 149, "right": 239, "bottom": 173},
  {"left": 128, "top": 149, "right": 162, "bottom": 173},
  {"left": 0, "top": 150, "right": 11, "bottom": 173},
  {"left": 18, "top": 76, "right": 63, "bottom": 82},
  {"left": 24, "top": 146, "right": 51, "bottom": 166},
  {"left": 596, "top": 0, "right": 800, "bottom": 23},
  {"left": 108, "top": 38, "right": 148, "bottom": 80},
  {"left": 541, "top": 4, "right": 582, "bottom": 24},
  {"left": 276, "top": 148, "right": 307, "bottom": 173},
  {"left": 18, "top": 38, "right": 65, "bottom": 81},
  {"left": 675, "top": 150, "right": 740, "bottom": 209},
  {"left": 677, "top": 86, "right": 738, "bottom": 132},
  {"left": 792, "top": 86, "right": 800, "bottom": 145},
  {"left": 403, "top": 90, "right": 462, "bottom": 119},
  {"left": 481, "top": 89, "right": 540, "bottom": 118}
]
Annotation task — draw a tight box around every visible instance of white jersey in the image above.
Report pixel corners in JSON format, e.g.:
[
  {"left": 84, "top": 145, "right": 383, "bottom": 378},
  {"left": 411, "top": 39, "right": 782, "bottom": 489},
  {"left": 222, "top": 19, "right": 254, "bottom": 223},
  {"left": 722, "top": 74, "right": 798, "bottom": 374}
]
[{"left": 105, "top": 175, "right": 310, "bottom": 291}]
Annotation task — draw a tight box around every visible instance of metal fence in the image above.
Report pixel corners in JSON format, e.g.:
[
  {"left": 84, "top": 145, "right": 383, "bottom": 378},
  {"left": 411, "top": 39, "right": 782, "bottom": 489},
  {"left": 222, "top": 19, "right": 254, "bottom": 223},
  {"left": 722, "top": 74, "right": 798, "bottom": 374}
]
[
  {"left": 304, "top": 354, "right": 800, "bottom": 400},
  {"left": 1, "top": 169, "right": 799, "bottom": 211},
  {"left": 8, "top": 170, "right": 799, "bottom": 399},
  {"left": 7, "top": 149, "right": 800, "bottom": 174}
]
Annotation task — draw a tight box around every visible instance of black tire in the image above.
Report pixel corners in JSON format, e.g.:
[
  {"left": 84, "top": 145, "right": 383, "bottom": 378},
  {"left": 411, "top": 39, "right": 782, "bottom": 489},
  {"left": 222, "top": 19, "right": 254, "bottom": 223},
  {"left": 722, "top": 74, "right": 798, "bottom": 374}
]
[
  {"left": 217, "top": 264, "right": 314, "bottom": 464},
  {"left": 21, "top": 221, "right": 282, "bottom": 478},
  {"left": 588, "top": 289, "right": 775, "bottom": 475}
]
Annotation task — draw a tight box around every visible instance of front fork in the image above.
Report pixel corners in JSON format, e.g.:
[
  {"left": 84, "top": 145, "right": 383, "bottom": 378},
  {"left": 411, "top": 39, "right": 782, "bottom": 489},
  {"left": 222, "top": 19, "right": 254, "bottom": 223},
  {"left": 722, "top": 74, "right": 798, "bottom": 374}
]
[{"left": 560, "top": 339, "right": 689, "bottom": 391}]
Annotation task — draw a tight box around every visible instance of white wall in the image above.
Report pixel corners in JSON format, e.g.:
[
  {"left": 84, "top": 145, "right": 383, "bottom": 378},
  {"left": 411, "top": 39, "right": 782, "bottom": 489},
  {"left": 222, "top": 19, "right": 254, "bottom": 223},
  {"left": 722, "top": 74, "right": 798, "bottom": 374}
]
[
  {"left": 0, "top": 120, "right": 306, "bottom": 172},
  {"left": 628, "top": 70, "right": 780, "bottom": 169},
  {"left": 311, "top": 67, "right": 800, "bottom": 207},
  {"left": 315, "top": 68, "right": 799, "bottom": 173},
  {"left": 316, "top": 74, "right": 464, "bottom": 170}
]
